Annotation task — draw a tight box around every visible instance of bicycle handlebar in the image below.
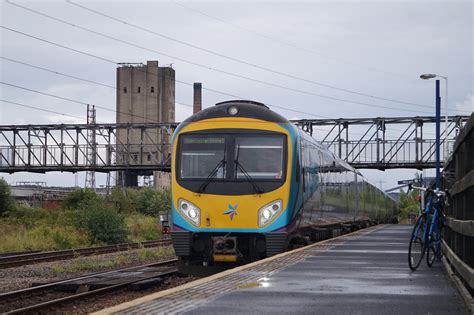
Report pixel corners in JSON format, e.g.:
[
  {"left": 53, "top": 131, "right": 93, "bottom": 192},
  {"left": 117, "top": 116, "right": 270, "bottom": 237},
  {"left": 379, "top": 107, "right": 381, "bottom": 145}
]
[{"left": 410, "top": 185, "right": 448, "bottom": 197}]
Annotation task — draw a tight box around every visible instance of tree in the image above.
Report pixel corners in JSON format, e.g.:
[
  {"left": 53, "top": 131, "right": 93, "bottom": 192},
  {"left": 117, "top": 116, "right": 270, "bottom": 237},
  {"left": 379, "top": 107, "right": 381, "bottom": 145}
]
[{"left": 0, "top": 178, "right": 15, "bottom": 215}]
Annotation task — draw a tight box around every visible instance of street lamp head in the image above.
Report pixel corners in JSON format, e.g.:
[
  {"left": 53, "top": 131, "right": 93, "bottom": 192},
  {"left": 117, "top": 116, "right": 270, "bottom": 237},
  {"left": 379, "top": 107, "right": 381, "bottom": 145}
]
[{"left": 420, "top": 73, "right": 437, "bottom": 80}]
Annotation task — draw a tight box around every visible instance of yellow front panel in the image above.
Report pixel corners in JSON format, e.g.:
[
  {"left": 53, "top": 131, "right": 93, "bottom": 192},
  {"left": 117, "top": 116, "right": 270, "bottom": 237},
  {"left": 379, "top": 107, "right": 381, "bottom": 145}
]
[
  {"left": 172, "top": 117, "right": 292, "bottom": 230},
  {"left": 213, "top": 254, "right": 238, "bottom": 262}
]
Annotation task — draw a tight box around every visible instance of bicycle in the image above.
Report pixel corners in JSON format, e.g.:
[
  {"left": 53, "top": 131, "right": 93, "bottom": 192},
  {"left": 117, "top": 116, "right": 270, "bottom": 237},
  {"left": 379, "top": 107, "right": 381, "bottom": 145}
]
[{"left": 408, "top": 184, "right": 448, "bottom": 271}]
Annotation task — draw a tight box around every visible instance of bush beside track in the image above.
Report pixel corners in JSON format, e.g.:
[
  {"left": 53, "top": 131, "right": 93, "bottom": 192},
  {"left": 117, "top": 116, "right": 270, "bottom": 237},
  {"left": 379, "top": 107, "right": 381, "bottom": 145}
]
[{"left": 0, "top": 179, "right": 171, "bottom": 253}]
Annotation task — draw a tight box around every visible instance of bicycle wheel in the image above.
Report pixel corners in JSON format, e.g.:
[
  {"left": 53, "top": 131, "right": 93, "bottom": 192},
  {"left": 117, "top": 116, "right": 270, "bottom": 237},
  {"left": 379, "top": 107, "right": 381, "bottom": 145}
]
[
  {"left": 427, "top": 227, "right": 441, "bottom": 267},
  {"left": 409, "top": 214, "right": 427, "bottom": 271}
]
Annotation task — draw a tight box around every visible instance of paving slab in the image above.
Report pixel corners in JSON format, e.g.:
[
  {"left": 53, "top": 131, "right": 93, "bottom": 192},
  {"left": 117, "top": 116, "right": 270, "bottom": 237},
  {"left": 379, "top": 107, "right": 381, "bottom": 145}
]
[{"left": 96, "top": 225, "right": 469, "bottom": 315}]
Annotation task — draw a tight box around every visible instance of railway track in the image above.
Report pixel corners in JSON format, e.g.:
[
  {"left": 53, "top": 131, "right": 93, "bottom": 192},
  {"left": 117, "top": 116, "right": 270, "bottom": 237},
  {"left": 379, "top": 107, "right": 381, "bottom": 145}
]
[
  {"left": 0, "top": 239, "right": 172, "bottom": 269},
  {"left": 0, "top": 250, "right": 41, "bottom": 258},
  {"left": 0, "top": 259, "right": 178, "bottom": 314}
]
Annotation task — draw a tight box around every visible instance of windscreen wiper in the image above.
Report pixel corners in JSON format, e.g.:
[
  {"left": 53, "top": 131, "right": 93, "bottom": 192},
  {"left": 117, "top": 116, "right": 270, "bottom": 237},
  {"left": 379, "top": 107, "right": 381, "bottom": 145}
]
[
  {"left": 197, "top": 151, "right": 226, "bottom": 194},
  {"left": 235, "top": 145, "right": 264, "bottom": 194}
]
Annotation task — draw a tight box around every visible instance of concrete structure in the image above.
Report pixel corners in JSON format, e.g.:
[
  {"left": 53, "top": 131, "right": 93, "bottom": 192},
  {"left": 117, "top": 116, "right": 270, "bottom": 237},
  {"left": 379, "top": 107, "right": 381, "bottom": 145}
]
[
  {"left": 116, "top": 61, "right": 175, "bottom": 187},
  {"left": 193, "top": 82, "right": 202, "bottom": 114},
  {"left": 10, "top": 184, "right": 108, "bottom": 209}
]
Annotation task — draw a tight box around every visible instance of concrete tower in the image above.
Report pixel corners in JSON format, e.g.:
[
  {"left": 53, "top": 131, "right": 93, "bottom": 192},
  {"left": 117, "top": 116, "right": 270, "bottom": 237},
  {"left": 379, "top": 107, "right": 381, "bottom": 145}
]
[{"left": 116, "top": 60, "right": 175, "bottom": 187}]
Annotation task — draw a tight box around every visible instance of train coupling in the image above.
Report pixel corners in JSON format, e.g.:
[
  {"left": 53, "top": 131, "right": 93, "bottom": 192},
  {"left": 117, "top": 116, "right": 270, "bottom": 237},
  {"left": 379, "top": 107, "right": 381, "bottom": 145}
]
[{"left": 212, "top": 236, "right": 238, "bottom": 262}]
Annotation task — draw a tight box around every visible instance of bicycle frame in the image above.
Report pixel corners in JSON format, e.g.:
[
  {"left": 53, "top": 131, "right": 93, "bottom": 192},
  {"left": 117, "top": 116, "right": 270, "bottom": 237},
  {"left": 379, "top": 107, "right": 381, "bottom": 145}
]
[
  {"left": 413, "top": 196, "right": 432, "bottom": 243},
  {"left": 413, "top": 193, "right": 441, "bottom": 253},
  {"left": 408, "top": 185, "right": 447, "bottom": 270}
]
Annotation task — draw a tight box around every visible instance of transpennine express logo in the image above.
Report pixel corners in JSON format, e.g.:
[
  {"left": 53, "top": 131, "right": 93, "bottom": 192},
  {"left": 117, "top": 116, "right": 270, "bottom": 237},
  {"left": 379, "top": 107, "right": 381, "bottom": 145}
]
[{"left": 223, "top": 204, "right": 238, "bottom": 221}]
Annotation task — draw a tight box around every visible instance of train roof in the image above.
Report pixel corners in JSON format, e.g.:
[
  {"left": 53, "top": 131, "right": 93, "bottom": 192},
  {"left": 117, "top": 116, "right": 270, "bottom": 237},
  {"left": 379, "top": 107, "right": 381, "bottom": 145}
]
[{"left": 183, "top": 100, "right": 289, "bottom": 124}]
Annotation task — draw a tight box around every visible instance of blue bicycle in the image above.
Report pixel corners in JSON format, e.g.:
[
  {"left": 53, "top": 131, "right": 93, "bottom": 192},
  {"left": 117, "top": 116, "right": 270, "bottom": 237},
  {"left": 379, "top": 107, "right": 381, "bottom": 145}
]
[{"left": 408, "top": 185, "right": 447, "bottom": 271}]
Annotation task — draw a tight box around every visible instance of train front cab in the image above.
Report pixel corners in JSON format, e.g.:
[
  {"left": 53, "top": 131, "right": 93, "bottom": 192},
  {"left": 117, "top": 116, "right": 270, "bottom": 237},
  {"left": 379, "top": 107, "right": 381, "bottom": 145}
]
[{"left": 170, "top": 117, "right": 298, "bottom": 267}]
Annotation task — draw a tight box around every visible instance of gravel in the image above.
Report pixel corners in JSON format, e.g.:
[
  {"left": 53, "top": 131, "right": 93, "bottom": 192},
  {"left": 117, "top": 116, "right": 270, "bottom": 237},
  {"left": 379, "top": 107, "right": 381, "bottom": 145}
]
[
  {"left": 49, "top": 276, "right": 198, "bottom": 314},
  {"left": 0, "top": 246, "right": 176, "bottom": 294}
]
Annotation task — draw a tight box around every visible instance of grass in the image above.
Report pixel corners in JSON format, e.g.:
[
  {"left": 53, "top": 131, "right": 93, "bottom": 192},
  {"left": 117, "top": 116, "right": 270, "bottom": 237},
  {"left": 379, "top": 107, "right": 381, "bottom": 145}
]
[
  {"left": 1, "top": 187, "right": 170, "bottom": 252},
  {"left": 126, "top": 213, "right": 162, "bottom": 243},
  {"left": 51, "top": 246, "right": 175, "bottom": 274},
  {"left": 0, "top": 206, "right": 164, "bottom": 253},
  {"left": 0, "top": 222, "right": 90, "bottom": 252}
]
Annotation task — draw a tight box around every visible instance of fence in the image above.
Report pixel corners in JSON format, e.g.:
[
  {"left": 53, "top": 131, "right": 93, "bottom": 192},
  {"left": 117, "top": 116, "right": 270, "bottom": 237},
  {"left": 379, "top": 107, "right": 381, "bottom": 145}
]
[{"left": 442, "top": 113, "right": 473, "bottom": 303}]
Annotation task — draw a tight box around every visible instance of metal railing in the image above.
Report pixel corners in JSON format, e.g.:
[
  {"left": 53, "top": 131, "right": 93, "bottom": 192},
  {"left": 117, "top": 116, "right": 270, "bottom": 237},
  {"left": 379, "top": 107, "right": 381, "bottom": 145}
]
[
  {"left": 0, "top": 115, "right": 471, "bottom": 173},
  {"left": 0, "top": 123, "right": 177, "bottom": 173},
  {"left": 294, "top": 115, "right": 470, "bottom": 169}
]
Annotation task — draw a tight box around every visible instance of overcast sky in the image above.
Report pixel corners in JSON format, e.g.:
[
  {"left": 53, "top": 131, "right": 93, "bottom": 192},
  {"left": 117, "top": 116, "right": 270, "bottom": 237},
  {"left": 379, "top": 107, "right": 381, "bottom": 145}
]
[{"left": 0, "top": 0, "right": 473, "bottom": 189}]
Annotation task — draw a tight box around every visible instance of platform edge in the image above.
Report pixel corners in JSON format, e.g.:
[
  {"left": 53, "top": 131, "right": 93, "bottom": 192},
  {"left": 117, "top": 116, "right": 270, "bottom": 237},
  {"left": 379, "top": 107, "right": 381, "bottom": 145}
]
[{"left": 92, "top": 224, "right": 384, "bottom": 315}]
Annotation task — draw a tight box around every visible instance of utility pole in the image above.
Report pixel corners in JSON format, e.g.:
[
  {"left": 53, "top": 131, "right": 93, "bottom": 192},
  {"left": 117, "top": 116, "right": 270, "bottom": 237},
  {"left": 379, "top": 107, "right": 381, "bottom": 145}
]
[{"left": 85, "top": 104, "right": 96, "bottom": 190}]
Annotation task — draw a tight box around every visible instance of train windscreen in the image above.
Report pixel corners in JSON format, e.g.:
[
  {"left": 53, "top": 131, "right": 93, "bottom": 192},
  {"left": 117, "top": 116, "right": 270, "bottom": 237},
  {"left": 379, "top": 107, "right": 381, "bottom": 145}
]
[
  {"left": 179, "top": 135, "right": 226, "bottom": 179},
  {"left": 235, "top": 135, "right": 284, "bottom": 180}
]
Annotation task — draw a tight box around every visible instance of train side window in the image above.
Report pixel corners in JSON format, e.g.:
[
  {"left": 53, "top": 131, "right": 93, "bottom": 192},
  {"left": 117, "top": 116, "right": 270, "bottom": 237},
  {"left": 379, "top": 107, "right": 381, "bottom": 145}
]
[{"left": 295, "top": 154, "right": 301, "bottom": 183}]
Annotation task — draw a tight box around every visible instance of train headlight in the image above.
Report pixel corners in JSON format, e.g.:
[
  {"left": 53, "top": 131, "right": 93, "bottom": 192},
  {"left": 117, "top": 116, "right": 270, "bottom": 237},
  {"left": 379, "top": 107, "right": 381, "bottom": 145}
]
[
  {"left": 228, "top": 105, "right": 239, "bottom": 116},
  {"left": 178, "top": 199, "right": 200, "bottom": 226},
  {"left": 258, "top": 200, "right": 282, "bottom": 227}
]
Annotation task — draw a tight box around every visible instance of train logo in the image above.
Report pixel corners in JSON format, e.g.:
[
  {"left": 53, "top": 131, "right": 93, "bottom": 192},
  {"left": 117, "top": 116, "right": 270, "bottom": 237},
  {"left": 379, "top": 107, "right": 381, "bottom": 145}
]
[{"left": 223, "top": 204, "right": 238, "bottom": 221}]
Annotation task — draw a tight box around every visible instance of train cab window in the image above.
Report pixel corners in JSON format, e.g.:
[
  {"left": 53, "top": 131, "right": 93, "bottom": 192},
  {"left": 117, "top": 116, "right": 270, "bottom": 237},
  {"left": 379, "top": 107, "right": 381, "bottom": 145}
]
[
  {"left": 179, "top": 135, "right": 226, "bottom": 179},
  {"left": 235, "top": 136, "right": 284, "bottom": 180}
]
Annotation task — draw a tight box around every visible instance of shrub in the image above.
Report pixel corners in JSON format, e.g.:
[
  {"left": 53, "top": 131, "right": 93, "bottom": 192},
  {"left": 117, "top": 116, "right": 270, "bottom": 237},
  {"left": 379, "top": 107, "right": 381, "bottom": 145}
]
[
  {"left": 62, "top": 188, "right": 102, "bottom": 210},
  {"left": 399, "top": 189, "right": 420, "bottom": 220},
  {"left": 106, "top": 187, "right": 137, "bottom": 213},
  {"left": 0, "top": 178, "right": 15, "bottom": 216},
  {"left": 135, "top": 188, "right": 170, "bottom": 216},
  {"left": 73, "top": 204, "right": 127, "bottom": 245},
  {"left": 3, "top": 205, "right": 55, "bottom": 228},
  {"left": 126, "top": 213, "right": 161, "bottom": 242}
]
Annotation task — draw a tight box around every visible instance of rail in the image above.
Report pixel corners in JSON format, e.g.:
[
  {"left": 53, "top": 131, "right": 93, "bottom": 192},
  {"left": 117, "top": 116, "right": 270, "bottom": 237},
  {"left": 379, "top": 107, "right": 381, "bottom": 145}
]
[
  {"left": 0, "top": 239, "right": 172, "bottom": 268},
  {"left": 442, "top": 113, "right": 474, "bottom": 300},
  {"left": 0, "top": 259, "right": 178, "bottom": 314}
]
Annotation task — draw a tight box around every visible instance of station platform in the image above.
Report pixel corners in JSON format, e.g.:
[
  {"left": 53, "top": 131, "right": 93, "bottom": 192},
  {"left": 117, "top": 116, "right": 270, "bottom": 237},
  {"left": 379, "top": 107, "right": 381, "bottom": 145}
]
[{"left": 95, "top": 225, "right": 469, "bottom": 315}]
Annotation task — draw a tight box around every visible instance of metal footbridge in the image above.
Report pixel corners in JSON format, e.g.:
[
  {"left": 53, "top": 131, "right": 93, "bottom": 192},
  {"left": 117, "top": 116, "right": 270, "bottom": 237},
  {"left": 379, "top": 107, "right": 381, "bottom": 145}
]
[{"left": 0, "top": 115, "right": 469, "bottom": 173}]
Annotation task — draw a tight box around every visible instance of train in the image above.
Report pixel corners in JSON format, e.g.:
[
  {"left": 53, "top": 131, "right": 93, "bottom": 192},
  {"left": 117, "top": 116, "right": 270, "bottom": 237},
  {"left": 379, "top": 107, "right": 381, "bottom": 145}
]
[{"left": 170, "top": 100, "right": 398, "bottom": 269}]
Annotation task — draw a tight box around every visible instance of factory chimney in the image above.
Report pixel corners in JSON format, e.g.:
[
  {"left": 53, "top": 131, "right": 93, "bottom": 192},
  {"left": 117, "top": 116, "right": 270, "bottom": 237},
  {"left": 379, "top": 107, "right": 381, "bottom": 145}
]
[{"left": 193, "top": 82, "right": 202, "bottom": 114}]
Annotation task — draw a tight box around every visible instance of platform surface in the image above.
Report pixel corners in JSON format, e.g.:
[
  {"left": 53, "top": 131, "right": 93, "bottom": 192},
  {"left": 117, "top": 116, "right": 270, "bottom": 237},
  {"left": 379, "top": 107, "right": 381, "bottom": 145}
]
[{"left": 97, "top": 225, "right": 469, "bottom": 315}]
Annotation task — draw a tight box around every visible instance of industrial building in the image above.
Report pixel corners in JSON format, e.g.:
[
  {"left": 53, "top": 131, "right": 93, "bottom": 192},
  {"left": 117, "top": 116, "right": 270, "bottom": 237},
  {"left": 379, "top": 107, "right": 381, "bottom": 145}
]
[{"left": 116, "top": 60, "right": 175, "bottom": 188}]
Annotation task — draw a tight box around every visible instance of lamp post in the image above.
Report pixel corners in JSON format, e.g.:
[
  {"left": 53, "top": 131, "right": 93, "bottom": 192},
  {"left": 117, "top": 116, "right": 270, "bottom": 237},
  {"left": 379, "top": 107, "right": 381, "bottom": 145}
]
[
  {"left": 420, "top": 74, "right": 443, "bottom": 189},
  {"left": 420, "top": 74, "right": 448, "bottom": 158}
]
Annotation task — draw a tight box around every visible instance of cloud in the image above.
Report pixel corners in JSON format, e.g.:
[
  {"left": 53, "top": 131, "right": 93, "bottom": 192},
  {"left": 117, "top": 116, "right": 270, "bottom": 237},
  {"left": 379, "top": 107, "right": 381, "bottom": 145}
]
[
  {"left": 175, "top": 102, "right": 193, "bottom": 122},
  {"left": 455, "top": 93, "right": 474, "bottom": 113}
]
